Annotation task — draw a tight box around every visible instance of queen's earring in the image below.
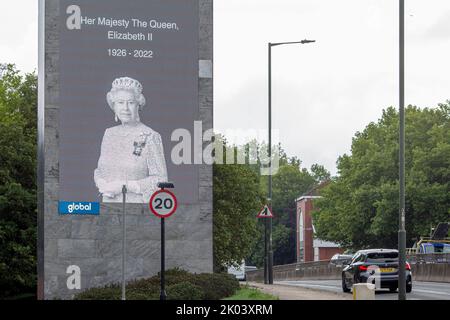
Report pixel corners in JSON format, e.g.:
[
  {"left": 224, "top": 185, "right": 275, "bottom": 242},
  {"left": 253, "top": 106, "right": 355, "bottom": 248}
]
[{"left": 115, "top": 113, "right": 118, "bottom": 122}]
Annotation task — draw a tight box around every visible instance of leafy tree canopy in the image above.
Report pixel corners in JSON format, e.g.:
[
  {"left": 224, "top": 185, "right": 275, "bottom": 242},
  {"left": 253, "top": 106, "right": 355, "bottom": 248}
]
[
  {"left": 313, "top": 104, "right": 450, "bottom": 250},
  {"left": 213, "top": 161, "right": 264, "bottom": 270},
  {"left": 0, "top": 64, "right": 37, "bottom": 298}
]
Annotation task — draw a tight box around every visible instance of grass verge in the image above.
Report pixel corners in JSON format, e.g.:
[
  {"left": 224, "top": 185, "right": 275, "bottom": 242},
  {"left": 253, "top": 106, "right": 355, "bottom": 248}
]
[{"left": 223, "top": 285, "right": 279, "bottom": 300}]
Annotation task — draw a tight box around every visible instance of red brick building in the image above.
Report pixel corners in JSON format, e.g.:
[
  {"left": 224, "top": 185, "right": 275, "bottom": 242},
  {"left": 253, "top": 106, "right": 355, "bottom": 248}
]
[{"left": 296, "top": 187, "right": 343, "bottom": 262}]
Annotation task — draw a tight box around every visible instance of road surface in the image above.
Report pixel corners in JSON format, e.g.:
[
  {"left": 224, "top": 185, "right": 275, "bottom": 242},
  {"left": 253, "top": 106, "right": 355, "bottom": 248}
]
[{"left": 276, "top": 280, "right": 450, "bottom": 300}]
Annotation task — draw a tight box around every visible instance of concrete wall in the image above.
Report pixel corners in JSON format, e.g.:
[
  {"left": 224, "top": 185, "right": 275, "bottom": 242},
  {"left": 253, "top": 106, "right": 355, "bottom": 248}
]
[
  {"left": 409, "top": 253, "right": 450, "bottom": 282},
  {"left": 411, "top": 263, "right": 450, "bottom": 282},
  {"left": 39, "top": 0, "right": 213, "bottom": 299}
]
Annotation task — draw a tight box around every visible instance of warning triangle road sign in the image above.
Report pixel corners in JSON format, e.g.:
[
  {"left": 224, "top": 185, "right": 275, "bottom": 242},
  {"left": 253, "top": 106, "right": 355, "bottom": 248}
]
[{"left": 257, "top": 205, "right": 274, "bottom": 218}]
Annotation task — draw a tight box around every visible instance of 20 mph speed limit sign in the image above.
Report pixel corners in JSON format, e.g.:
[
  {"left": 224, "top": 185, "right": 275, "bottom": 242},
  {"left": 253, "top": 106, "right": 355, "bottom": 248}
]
[{"left": 149, "top": 189, "right": 178, "bottom": 218}]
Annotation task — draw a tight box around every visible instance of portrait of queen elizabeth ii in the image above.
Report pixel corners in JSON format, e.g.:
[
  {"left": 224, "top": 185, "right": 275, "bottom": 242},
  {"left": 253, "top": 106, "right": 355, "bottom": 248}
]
[{"left": 94, "top": 77, "right": 168, "bottom": 203}]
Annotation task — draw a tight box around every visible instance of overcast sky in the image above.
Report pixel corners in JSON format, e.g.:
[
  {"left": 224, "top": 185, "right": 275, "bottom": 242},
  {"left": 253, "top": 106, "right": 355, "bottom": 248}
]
[{"left": 2, "top": 0, "right": 450, "bottom": 175}]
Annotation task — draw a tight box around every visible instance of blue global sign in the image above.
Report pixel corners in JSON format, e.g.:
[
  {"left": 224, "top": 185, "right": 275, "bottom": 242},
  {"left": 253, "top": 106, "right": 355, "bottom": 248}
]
[{"left": 59, "top": 201, "right": 100, "bottom": 215}]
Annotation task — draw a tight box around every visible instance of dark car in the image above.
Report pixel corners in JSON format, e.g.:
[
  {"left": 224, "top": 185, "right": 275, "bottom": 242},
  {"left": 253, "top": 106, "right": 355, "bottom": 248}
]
[{"left": 342, "top": 249, "right": 412, "bottom": 293}]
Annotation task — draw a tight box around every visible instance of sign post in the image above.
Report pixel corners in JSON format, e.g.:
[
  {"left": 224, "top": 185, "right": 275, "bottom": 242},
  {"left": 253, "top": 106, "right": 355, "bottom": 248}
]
[
  {"left": 149, "top": 182, "right": 177, "bottom": 301},
  {"left": 122, "top": 185, "right": 127, "bottom": 300},
  {"left": 257, "top": 204, "right": 274, "bottom": 284}
]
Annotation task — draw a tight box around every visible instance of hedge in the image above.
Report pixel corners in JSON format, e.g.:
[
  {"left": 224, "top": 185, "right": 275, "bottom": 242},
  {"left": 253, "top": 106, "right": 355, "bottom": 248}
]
[{"left": 74, "top": 268, "right": 239, "bottom": 300}]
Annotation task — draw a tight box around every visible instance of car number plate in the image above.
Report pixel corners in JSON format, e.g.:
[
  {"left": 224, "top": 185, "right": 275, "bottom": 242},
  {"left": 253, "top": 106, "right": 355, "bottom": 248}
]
[{"left": 380, "top": 268, "right": 396, "bottom": 273}]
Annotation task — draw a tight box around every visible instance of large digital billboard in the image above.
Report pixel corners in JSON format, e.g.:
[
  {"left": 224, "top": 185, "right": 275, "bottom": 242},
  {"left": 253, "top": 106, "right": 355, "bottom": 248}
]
[
  {"left": 38, "top": 0, "right": 213, "bottom": 299},
  {"left": 59, "top": 0, "right": 199, "bottom": 206}
]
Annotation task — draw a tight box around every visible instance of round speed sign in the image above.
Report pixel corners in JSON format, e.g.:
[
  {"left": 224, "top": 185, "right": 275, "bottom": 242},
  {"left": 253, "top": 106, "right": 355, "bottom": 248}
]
[{"left": 149, "top": 189, "right": 177, "bottom": 218}]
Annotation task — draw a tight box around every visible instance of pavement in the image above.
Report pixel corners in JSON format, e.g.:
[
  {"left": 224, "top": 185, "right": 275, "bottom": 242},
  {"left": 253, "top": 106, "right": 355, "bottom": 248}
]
[
  {"left": 275, "top": 279, "right": 450, "bottom": 300},
  {"left": 246, "top": 281, "right": 351, "bottom": 300}
]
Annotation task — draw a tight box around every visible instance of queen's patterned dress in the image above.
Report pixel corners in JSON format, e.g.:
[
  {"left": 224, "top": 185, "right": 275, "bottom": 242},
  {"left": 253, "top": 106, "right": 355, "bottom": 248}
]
[{"left": 94, "top": 123, "right": 168, "bottom": 203}]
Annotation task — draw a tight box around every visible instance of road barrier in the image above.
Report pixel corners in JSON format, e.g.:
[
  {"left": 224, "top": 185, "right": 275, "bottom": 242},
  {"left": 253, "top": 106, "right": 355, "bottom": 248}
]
[
  {"left": 407, "top": 253, "right": 450, "bottom": 264},
  {"left": 246, "top": 254, "right": 450, "bottom": 283},
  {"left": 246, "top": 260, "right": 342, "bottom": 282},
  {"left": 410, "top": 262, "right": 450, "bottom": 282}
]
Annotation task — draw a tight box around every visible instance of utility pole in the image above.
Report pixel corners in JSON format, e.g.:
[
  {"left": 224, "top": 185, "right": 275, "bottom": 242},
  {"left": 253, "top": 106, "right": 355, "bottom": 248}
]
[
  {"left": 267, "top": 39, "right": 315, "bottom": 285},
  {"left": 398, "top": 0, "right": 407, "bottom": 301},
  {"left": 267, "top": 43, "right": 273, "bottom": 285}
]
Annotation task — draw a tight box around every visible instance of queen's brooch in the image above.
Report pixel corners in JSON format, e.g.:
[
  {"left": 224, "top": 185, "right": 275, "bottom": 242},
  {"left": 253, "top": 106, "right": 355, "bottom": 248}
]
[{"left": 133, "top": 132, "right": 150, "bottom": 156}]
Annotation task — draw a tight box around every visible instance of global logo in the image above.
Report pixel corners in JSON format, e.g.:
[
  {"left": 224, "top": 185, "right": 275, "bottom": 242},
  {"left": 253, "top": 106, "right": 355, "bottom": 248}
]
[
  {"left": 59, "top": 201, "right": 100, "bottom": 215},
  {"left": 68, "top": 203, "right": 91, "bottom": 213}
]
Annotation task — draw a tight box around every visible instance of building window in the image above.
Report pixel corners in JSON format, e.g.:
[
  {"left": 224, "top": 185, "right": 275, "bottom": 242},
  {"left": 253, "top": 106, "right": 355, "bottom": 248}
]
[{"left": 299, "top": 209, "right": 304, "bottom": 243}]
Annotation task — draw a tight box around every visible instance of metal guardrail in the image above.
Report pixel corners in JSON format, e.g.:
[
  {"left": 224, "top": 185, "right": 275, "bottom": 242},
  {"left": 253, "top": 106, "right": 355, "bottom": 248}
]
[{"left": 407, "top": 253, "right": 450, "bottom": 264}]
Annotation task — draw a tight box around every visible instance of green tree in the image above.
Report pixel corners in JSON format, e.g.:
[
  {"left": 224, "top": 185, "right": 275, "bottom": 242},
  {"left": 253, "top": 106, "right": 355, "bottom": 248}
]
[
  {"left": 313, "top": 104, "right": 450, "bottom": 250},
  {"left": 0, "top": 64, "right": 37, "bottom": 298},
  {"left": 213, "top": 159, "right": 264, "bottom": 270},
  {"left": 247, "top": 222, "right": 291, "bottom": 268},
  {"left": 311, "top": 164, "right": 331, "bottom": 184}
]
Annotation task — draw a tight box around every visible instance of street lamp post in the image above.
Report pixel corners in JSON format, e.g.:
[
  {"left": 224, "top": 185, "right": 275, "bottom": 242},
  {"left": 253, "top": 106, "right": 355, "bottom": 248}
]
[
  {"left": 267, "top": 39, "right": 315, "bottom": 285},
  {"left": 398, "top": 0, "right": 407, "bottom": 301}
]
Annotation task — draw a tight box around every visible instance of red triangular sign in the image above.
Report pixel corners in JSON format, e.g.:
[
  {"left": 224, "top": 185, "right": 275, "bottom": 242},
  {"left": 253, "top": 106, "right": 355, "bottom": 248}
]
[{"left": 257, "top": 205, "right": 274, "bottom": 218}]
